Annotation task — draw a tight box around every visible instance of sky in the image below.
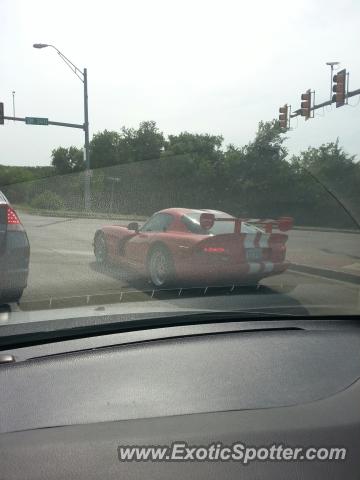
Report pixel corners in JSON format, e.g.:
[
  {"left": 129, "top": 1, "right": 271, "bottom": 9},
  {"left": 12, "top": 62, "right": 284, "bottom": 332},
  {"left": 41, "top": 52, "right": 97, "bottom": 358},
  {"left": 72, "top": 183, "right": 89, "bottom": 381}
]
[{"left": 1, "top": 0, "right": 360, "bottom": 166}]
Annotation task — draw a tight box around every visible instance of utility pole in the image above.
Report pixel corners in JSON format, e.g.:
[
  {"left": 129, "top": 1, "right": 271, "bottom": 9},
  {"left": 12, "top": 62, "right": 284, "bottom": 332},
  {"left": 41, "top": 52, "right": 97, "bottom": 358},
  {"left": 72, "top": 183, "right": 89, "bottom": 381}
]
[
  {"left": 33, "top": 43, "right": 91, "bottom": 211},
  {"left": 83, "top": 68, "right": 91, "bottom": 211}
]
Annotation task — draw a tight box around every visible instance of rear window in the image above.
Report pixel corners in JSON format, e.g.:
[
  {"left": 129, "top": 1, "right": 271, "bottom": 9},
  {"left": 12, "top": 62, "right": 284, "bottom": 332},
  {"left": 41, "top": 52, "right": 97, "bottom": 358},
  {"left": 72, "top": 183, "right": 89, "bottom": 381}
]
[{"left": 182, "top": 212, "right": 262, "bottom": 235}]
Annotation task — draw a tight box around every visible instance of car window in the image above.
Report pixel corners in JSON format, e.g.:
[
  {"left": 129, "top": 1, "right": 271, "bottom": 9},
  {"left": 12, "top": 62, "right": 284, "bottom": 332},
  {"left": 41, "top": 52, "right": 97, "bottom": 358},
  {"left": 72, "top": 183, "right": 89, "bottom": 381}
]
[
  {"left": 0, "top": 191, "right": 7, "bottom": 203},
  {"left": 140, "top": 213, "right": 173, "bottom": 232}
]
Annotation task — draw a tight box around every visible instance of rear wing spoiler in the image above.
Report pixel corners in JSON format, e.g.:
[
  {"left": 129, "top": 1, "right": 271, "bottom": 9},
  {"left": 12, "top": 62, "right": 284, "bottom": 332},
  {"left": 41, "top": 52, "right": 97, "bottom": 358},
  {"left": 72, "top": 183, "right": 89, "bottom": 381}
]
[{"left": 200, "top": 213, "right": 293, "bottom": 234}]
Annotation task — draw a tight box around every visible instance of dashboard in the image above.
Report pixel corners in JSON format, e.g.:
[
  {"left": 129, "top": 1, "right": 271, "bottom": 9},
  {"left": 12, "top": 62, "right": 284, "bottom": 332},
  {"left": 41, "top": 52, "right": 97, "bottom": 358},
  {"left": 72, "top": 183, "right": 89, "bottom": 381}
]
[{"left": 0, "top": 318, "right": 359, "bottom": 479}]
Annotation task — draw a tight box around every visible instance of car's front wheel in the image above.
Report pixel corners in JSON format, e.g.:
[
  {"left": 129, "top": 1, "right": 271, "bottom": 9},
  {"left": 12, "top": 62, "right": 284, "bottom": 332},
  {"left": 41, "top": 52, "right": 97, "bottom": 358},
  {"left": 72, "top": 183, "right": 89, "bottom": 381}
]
[{"left": 148, "top": 246, "right": 175, "bottom": 287}]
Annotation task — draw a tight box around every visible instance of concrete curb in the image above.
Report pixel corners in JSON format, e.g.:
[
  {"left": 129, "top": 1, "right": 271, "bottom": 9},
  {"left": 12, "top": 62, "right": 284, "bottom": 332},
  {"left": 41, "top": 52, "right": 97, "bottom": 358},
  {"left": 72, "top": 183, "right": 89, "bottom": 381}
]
[
  {"left": 289, "top": 263, "right": 360, "bottom": 285},
  {"left": 293, "top": 226, "right": 360, "bottom": 234}
]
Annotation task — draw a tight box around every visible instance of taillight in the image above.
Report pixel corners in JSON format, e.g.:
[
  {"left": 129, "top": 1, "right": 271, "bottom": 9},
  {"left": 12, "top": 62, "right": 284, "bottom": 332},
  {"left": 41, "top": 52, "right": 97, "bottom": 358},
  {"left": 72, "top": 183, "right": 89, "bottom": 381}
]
[
  {"left": 203, "top": 247, "right": 225, "bottom": 253},
  {"left": 6, "top": 206, "right": 24, "bottom": 231},
  {"left": 7, "top": 207, "right": 21, "bottom": 225}
]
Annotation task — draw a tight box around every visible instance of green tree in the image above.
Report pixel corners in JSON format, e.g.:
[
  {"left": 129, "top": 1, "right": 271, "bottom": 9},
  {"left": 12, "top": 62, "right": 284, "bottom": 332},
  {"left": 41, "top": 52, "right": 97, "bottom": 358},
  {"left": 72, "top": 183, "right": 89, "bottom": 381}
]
[
  {"left": 162, "top": 132, "right": 224, "bottom": 180},
  {"left": 291, "top": 140, "right": 360, "bottom": 227},
  {"left": 121, "top": 120, "right": 165, "bottom": 162},
  {"left": 90, "top": 121, "right": 165, "bottom": 169},
  {"left": 222, "top": 120, "right": 294, "bottom": 217},
  {"left": 164, "top": 132, "right": 223, "bottom": 158},
  {"left": 90, "top": 130, "right": 123, "bottom": 169},
  {"left": 291, "top": 140, "right": 358, "bottom": 186},
  {"left": 51, "top": 146, "right": 85, "bottom": 174},
  {"left": 159, "top": 131, "right": 225, "bottom": 207}
]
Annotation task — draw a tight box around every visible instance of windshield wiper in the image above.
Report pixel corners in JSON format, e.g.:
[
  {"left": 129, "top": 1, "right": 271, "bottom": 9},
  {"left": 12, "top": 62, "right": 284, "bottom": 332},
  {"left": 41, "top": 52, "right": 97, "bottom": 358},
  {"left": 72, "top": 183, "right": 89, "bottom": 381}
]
[{"left": 304, "top": 168, "right": 360, "bottom": 230}]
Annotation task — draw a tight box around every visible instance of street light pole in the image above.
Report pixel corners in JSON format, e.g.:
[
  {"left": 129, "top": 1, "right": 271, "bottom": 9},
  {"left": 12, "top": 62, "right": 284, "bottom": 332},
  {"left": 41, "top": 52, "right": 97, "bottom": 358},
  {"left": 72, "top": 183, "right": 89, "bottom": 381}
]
[
  {"left": 33, "top": 43, "right": 91, "bottom": 210},
  {"left": 83, "top": 67, "right": 91, "bottom": 211},
  {"left": 12, "top": 91, "right": 16, "bottom": 120}
]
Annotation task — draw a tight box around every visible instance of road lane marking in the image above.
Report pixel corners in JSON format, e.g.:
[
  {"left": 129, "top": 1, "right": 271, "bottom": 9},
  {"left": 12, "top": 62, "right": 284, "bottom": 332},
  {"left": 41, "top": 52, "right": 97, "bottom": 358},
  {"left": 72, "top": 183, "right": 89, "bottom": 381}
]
[
  {"left": 32, "top": 248, "right": 93, "bottom": 256},
  {"left": 52, "top": 249, "right": 93, "bottom": 256},
  {"left": 35, "top": 218, "right": 74, "bottom": 228}
]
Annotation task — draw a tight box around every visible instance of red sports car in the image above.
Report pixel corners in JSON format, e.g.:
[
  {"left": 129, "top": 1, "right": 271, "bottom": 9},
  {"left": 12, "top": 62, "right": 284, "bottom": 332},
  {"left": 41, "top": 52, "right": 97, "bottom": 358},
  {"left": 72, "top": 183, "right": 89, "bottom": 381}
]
[{"left": 93, "top": 208, "right": 293, "bottom": 288}]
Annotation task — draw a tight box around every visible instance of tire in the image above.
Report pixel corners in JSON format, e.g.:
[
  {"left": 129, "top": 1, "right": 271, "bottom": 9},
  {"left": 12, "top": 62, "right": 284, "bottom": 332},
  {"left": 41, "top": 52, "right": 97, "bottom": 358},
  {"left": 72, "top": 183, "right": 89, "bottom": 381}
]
[
  {"left": 0, "top": 288, "right": 24, "bottom": 304},
  {"left": 148, "top": 246, "right": 175, "bottom": 287},
  {"left": 94, "top": 232, "right": 108, "bottom": 264}
]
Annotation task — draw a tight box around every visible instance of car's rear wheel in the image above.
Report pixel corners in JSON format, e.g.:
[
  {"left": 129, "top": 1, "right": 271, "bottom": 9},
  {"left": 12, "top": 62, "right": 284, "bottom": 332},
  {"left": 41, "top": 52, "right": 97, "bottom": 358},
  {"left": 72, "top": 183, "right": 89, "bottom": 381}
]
[
  {"left": 94, "top": 233, "right": 107, "bottom": 264},
  {"left": 148, "top": 246, "right": 175, "bottom": 287}
]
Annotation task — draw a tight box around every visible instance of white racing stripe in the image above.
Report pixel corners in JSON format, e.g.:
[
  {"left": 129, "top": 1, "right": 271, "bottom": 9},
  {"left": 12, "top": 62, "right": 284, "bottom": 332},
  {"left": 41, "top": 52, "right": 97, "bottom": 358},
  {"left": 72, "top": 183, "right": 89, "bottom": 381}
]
[
  {"left": 248, "top": 263, "right": 262, "bottom": 274},
  {"left": 258, "top": 234, "right": 269, "bottom": 248},
  {"left": 243, "top": 234, "right": 256, "bottom": 249},
  {"left": 263, "top": 261, "right": 274, "bottom": 273}
]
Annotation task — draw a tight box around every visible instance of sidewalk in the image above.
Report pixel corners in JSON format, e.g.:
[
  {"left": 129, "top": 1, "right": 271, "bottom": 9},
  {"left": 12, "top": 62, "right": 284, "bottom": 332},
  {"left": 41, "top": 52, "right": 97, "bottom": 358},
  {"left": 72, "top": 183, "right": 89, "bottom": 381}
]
[
  {"left": 289, "top": 263, "right": 360, "bottom": 285},
  {"left": 294, "top": 226, "right": 360, "bottom": 234},
  {"left": 287, "top": 229, "right": 360, "bottom": 284}
]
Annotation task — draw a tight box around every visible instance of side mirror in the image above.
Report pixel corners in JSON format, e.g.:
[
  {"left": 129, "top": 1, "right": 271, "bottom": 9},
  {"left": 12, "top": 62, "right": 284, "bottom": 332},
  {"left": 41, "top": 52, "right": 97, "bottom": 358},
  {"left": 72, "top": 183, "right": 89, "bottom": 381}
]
[{"left": 127, "top": 222, "right": 139, "bottom": 232}]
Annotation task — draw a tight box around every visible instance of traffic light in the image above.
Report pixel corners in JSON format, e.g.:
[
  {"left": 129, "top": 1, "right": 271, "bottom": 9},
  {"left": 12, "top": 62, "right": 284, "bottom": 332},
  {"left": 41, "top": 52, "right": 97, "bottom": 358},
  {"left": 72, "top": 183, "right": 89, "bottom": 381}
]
[
  {"left": 278, "top": 104, "right": 288, "bottom": 129},
  {"left": 300, "top": 90, "right": 312, "bottom": 120},
  {"left": 0, "top": 103, "right": 4, "bottom": 125},
  {"left": 332, "top": 69, "right": 346, "bottom": 108}
]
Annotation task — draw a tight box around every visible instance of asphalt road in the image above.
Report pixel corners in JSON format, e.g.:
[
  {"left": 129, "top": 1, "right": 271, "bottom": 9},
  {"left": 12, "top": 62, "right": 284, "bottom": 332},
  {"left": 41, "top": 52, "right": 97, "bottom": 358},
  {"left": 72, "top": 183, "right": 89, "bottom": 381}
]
[{"left": 17, "top": 213, "right": 360, "bottom": 316}]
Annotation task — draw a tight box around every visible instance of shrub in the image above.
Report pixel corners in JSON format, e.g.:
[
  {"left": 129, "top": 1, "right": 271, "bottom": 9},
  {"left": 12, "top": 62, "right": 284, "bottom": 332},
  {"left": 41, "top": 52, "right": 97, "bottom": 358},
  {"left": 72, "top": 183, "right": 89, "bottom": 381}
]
[{"left": 30, "top": 191, "right": 65, "bottom": 211}]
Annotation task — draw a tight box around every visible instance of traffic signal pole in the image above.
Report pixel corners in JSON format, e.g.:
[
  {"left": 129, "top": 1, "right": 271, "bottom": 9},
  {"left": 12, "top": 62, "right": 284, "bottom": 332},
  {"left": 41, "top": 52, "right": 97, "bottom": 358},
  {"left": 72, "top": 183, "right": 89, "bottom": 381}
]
[
  {"left": 2, "top": 115, "right": 84, "bottom": 129},
  {"left": 1, "top": 104, "right": 91, "bottom": 208},
  {"left": 278, "top": 64, "right": 360, "bottom": 128},
  {"left": 290, "top": 86, "right": 360, "bottom": 119}
]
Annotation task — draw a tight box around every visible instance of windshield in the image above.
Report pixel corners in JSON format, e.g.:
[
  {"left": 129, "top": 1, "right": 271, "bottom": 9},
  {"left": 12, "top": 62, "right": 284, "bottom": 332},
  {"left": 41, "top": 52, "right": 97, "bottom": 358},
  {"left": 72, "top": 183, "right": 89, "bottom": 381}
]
[{"left": 0, "top": 0, "right": 359, "bottom": 337}]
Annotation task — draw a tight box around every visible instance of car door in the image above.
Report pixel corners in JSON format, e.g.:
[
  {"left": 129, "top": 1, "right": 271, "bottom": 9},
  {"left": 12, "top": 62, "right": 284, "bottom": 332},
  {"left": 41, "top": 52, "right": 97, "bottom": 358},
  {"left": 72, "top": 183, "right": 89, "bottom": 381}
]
[
  {"left": 0, "top": 203, "right": 7, "bottom": 255},
  {"left": 125, "top": 213, "right": 173, "bottom": 267}
]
